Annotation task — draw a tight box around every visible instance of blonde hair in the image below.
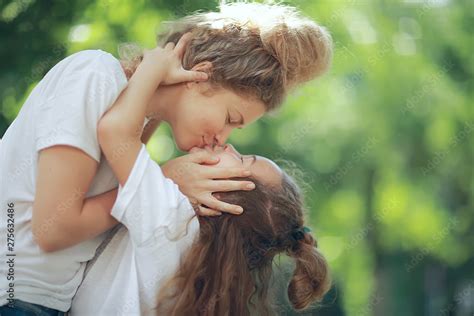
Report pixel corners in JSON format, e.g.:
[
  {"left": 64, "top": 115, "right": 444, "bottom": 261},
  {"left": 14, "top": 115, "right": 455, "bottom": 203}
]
[{"left": 119, "top": 1, "right": 333, "bottom": 110}]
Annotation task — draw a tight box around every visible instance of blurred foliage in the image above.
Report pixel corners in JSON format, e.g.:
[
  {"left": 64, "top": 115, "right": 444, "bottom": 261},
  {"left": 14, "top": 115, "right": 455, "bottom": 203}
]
[{"left": 1, "top": 0, "right": 473, "bottom": 315}]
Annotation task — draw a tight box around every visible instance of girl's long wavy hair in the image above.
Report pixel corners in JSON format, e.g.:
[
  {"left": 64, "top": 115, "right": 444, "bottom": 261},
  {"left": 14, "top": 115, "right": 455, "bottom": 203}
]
[
  {"left": 118, "top": 1, "right": 333, "bottom": 111},
  {"left": 154, "top": 172, "right": 331, "bottom": 315}
]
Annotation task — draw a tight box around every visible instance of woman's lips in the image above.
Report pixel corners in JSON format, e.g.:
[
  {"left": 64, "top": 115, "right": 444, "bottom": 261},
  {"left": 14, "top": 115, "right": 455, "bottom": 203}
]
[
  {"left": 186, "top": 137, "right": 204, "bottom": 152},
  {"left": 201, "top": 136, "right": 215, "bottom": 148},
  {"left": 196, "top": 139, "right": 209, "bottom": 150}
]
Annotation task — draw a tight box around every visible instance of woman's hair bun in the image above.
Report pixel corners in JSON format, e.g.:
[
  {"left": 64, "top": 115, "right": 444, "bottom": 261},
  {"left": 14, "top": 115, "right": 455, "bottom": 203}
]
[{"left": 218, "top": 2, "right": 333, "bottom": 89}]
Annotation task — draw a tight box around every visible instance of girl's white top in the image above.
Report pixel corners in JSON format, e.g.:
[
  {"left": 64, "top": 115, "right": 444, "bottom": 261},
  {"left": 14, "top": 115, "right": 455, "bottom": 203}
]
[
  {"left": 0, "top": 49, "right": 131, "bottom": 311},
  {"left": 70, "top": 143, "right": 200, "bottom": 315}
]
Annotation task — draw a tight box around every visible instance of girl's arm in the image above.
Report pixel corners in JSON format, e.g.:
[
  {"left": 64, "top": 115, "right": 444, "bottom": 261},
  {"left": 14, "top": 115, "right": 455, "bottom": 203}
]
[
  {"left": 100, "top": 33, "right": 254, "bottom": 217},
  {"left": 97, "top": 61, "right": 164, "bottom": 186},
  {"left": 98, "top": 34, "right": 207, "bottom": 186}
]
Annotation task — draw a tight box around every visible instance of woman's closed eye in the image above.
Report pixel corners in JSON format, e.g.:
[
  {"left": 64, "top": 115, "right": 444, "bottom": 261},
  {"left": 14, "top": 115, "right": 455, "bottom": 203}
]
[{"left": 226, "top": 111, "right": 240, "bottom": 125}]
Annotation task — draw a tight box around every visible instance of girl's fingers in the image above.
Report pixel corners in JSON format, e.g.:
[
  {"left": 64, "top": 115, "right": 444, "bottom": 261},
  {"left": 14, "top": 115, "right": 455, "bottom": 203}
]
[
  {"left": 204, "top": 166, "right": 252, "bottom": 179},
  {"left": 186, "top": 70, "right": 208, "bottom": 81},
  {"left": 205, "top": 179, "right": 256, "bottom": 192},
  {"left": 175, "top": 32, "right": 193, "bottom": 58},
  {"left": 164, "top": 42, "right": 175, "bottom": 50},
  {"left": 195, "top": 205, "right": 222, "bottom": 217}
]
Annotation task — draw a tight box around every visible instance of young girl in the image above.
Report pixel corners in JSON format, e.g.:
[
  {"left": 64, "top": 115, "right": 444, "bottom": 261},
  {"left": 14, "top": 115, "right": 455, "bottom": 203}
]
[
  {"left": 0, "top": 2, "right": 332, "bottom": 314},
  {"left": 70, "top": 32, "right": 330, "bottom": 315}
]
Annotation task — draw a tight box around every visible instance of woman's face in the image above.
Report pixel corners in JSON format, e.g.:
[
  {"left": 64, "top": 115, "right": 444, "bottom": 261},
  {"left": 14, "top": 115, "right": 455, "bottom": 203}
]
[
  {"left": 169, "top": 82, "right": 266, "bottom": 152},
  {"left": 191, "top": 144, "right": 282, "bottom": 186}
]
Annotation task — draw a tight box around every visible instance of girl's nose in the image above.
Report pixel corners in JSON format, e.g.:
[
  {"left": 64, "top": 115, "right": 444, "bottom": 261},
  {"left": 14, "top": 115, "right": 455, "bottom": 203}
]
[{"left": 224, "top": 143, "right": 239, "bottom": 155}]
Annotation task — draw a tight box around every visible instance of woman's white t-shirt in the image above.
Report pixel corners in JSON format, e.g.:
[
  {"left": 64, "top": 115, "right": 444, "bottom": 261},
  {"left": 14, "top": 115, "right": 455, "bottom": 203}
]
[
  {"left": 0, "top": 49, "right": 130, "bottom": 311},
  {"left": 70, "top": 143, "right": 200, "bottom": 316}
]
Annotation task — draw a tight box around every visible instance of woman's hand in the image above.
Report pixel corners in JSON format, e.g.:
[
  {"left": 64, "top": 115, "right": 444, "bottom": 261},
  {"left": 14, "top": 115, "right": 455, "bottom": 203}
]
[
  {"left": 140, "top": 32, "right": 208, "bottom": 86},
  {"left": 161, "top": 151, "right": 256, "bottom": 217}
]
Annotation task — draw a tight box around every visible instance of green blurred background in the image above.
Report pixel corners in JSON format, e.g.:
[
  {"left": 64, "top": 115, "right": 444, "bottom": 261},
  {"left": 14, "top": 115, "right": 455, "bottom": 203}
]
[{"left": 1, "top": 0, "right": 472, "bottom": 315}]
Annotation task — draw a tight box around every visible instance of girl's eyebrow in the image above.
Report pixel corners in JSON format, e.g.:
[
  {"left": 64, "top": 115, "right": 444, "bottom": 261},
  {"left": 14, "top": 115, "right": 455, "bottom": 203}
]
[
  {"left": 250, "top": 155, "right": 257, "bottom": 165},
  {"left": 243, "top": 155, "right": 256, "bottom": 166}
]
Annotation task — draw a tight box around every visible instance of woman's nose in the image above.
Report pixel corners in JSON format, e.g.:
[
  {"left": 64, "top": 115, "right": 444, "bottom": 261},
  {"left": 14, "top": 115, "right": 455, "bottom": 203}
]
[
  {"left": 215, "top": 127, "right": 233, "bottom": 146},
  {"left": 209, "top": 136, "right": 219, "bottom": 148},
  {"left": 213, "top": 135, "right": 223, "bottom": 147}
]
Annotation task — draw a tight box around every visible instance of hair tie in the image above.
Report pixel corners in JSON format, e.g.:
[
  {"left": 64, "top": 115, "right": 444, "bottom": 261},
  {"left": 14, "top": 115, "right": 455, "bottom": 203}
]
[
  {"left": 290, "top": 226, "right": 311, "bottom": 242},
  {"left": 291, "top": 229, "right": 304, "bottom": 242}
]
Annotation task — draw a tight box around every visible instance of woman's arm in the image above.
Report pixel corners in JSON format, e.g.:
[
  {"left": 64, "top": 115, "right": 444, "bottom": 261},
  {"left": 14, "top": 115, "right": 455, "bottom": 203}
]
[
  {"left": 33, "top": 146, "right": 119, "bottom": 252},
  {"left": 31, "top": 53, "right": 163, "bottom": 252},
  {"left": 33, "top": 38, "right": 200, "bottom": 253},
  {"left": 33, "top": 121, "right": 162, "bottom": 254},
  {"left": 33, "top": 117, "right": 160, "bottom": 253}
]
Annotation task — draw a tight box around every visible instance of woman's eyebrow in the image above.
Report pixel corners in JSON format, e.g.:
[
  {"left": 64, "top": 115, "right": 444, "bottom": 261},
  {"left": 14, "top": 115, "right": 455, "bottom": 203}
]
[{"left": 237, "top": 111, "right": 245, "bottom": 125}]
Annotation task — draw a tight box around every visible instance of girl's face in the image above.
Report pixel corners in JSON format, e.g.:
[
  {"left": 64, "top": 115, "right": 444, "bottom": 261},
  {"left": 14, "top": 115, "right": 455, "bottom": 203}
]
[
  {"left": 168, "top": 82, "right": 266, "bottom": 152},
  {"left": 191, "top": 144, "right": 282, "bottom": 186}
]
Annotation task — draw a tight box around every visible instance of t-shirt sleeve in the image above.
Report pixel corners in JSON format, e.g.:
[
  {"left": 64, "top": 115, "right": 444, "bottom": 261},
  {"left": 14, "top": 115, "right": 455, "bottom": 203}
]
[
  {"left": 34, "top": 51, "right": 128, "bottom": 162},
  {"left": 110, "top": 143, "right": 196, "bottom": 247}
]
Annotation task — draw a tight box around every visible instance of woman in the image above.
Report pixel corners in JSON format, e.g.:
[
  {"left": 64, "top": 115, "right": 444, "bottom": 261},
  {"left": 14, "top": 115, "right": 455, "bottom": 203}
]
[
  {"left": 0, "top": 2, "right": 332, "bottom": 314},
  {"left": 70, "top": 30, "right": 330, "bottom": 315}
]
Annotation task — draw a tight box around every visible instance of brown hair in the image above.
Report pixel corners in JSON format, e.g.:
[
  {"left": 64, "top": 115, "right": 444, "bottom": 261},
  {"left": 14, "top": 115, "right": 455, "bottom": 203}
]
[
  {"left": 154, "top": 171, "right": 331, "bottom": 315},
  {"left": 119, "top": 1, "right": 333, "bottom": 111}
]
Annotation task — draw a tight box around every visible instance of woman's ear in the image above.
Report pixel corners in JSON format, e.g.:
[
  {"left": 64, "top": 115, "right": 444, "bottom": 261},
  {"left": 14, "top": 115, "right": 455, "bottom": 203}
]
[
  {"left": 185, "top": 61, "right": 213, "bottom": 92},
  {"left": 191, "top": 61, "right": 213, "bottom": 74}
]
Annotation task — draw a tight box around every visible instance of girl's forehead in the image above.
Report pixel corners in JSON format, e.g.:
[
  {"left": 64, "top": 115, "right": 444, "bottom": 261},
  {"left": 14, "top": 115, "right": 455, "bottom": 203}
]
[{"left": 251, "top": 156, "right": 282, "bottom": 186}]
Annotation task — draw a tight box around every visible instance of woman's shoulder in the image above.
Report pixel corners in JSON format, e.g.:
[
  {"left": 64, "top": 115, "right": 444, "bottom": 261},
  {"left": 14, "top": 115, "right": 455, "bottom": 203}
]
[
  {"left": 37, "top": 49, "right": 128, "bottom": 99},
  {"left": 68, "top": 49, "right": 128, "bottom": 82}
]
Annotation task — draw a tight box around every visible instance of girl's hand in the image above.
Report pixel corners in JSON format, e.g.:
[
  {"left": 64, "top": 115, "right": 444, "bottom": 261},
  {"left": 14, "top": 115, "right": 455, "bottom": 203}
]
[
  {"left": 141, "top": 32, "right": 208, "bottom": 86},
  {"left": 161, "top": 151, "right": 256, "bottom": 217}
]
